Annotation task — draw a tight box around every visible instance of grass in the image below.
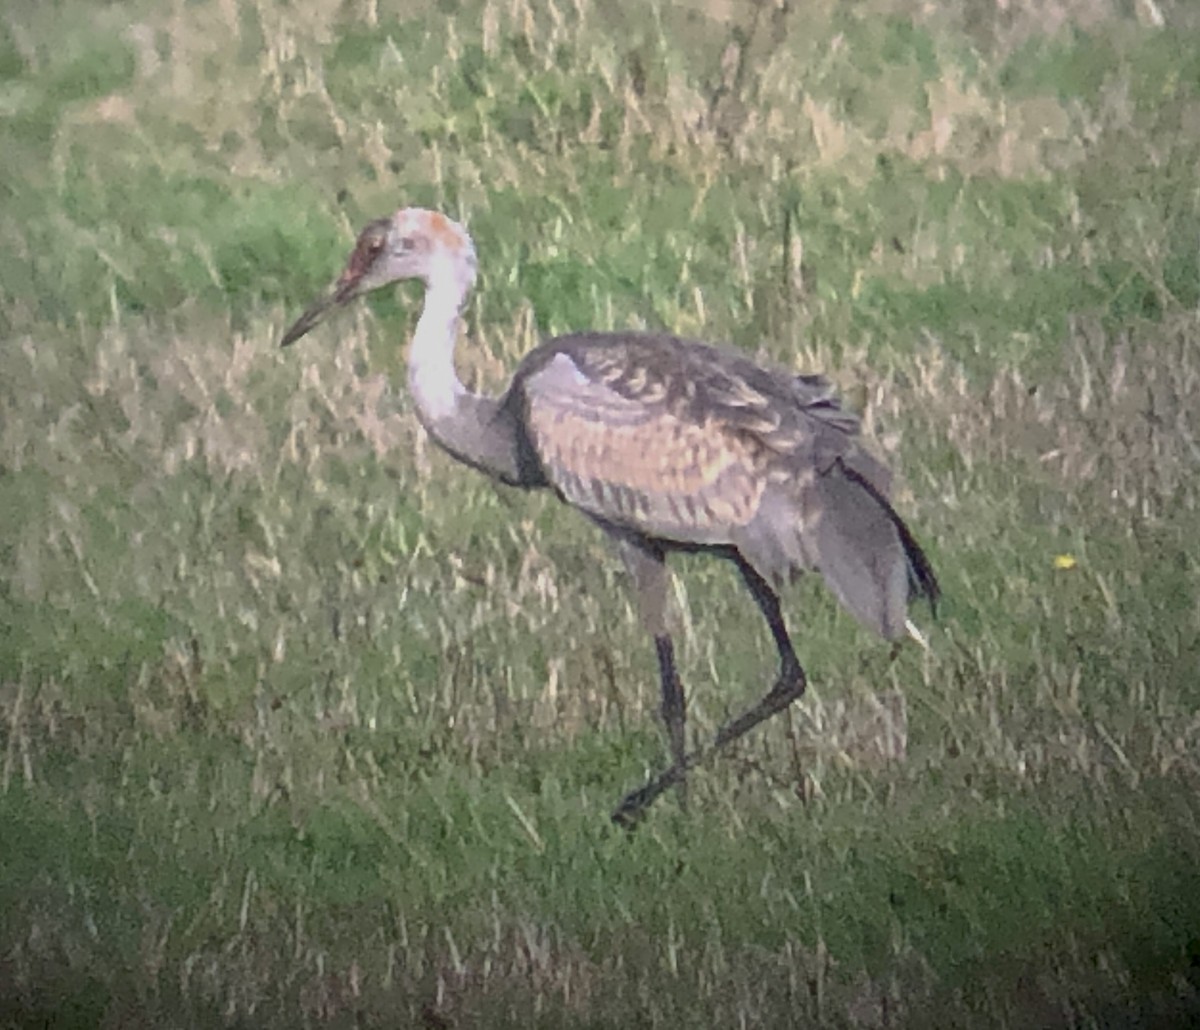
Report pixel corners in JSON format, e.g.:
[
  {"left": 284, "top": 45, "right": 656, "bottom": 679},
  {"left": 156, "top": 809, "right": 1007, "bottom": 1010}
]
[{"left": 2, "top": 0, "right": 1200, "bottom": 1025}]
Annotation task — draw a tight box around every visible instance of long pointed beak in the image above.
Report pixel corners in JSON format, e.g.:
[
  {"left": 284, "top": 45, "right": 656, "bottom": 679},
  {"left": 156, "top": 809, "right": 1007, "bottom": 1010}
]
[{"left": 280, "top": 275, "right": 360, "bottom": 348}]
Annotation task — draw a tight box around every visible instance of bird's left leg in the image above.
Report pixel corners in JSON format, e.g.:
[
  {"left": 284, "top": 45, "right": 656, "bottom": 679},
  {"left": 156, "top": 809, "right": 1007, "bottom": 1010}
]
[
  {"left": 612, "top": 536, "right": 689, "bottom": 810},
  {"left": 612, "top": 557, "right": 805, "bottom": 826},
  {"left": 709, "top": 558, "right": 807, "bottom": 748}
]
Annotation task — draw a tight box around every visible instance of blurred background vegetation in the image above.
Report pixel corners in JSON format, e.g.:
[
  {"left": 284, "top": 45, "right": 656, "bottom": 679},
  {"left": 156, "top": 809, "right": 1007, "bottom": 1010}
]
[{"left": 2, "top": 0, "right": 1199, "bottom": 1025}]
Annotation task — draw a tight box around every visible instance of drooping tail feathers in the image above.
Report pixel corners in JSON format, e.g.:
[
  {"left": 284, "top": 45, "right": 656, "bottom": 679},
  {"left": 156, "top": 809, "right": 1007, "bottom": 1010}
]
[
  {"left": 837, "top": 459, "right": 940, "bottom": 614},
  {"left": 735, "top": 454, "right": 940, "bottom": 641}
]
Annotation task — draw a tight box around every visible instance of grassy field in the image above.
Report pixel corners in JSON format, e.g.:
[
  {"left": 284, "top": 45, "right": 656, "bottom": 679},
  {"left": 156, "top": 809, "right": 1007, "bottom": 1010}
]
[{"left": 3, "top": 0, "right": 1200, "bottom": 1025}]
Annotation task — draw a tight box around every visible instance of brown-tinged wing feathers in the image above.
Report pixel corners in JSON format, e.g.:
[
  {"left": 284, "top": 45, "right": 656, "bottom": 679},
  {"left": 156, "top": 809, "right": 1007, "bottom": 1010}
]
[
  {"left": 511, "top": 332, "right": 934, "bottom": 640},
  {"left": 520, "top": 351, "right": 767, "bottom": 543}
]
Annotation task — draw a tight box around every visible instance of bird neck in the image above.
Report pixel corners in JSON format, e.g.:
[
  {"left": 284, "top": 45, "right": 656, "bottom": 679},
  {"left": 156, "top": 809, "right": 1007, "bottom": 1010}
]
[
  {"left": 405, "top": 258, "right": 532, "bottom": 486},
  {"left": 408, "top": 262, "right": 472, "bottom": 422}
]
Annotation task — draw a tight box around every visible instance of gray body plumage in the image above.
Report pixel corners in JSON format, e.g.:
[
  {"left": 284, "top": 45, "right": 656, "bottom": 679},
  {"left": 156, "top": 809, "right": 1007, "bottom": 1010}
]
[
  {"left": 484, "top": 331, "right": 933, "bottom": 640},
  {"left": 281, "top": 208, "right": 938, "bottom": 825}
]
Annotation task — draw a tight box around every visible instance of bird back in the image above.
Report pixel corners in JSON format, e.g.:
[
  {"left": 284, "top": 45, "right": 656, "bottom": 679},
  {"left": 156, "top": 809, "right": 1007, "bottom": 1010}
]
[{"left": 510, "top": 332, "right": 934, "bottom": 638}]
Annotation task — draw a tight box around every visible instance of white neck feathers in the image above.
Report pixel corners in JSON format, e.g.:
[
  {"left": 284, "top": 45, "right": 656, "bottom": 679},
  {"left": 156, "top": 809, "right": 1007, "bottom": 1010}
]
[{"left": 407, "top": 257, "right": 474, "bottom": 423}]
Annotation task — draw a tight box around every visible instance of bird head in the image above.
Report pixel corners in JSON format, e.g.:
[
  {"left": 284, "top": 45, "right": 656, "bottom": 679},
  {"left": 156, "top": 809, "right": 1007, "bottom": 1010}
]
[{"left": 281, "top": 208, "right": 477, "bottom": 347}]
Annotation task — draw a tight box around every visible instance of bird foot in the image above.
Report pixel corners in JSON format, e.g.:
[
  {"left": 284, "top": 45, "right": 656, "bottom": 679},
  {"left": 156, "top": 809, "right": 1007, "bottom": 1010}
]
[
  {"left": 611, "top": 763, "right": 687, "bottom": 829},
  {"left": 612, "top": 669, "right": 807, "bottom": 828}
]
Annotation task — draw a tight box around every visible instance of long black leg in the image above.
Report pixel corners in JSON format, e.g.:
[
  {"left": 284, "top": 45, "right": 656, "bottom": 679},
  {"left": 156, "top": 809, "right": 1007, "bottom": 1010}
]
[
  {"left": 612, "top": 557, "right": 807, "bottom": 827},
  {"left": 607, "top": 530, "right": 690, "bottom": 815},
  {"left": 655, "top": 633, "right": 688, "bottom": 807}
]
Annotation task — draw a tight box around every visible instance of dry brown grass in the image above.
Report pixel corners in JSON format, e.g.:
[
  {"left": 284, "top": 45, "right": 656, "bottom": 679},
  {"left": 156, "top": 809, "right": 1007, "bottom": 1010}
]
[{"left": 4, "top": 0, "right": 1200, "bottom": 1025}]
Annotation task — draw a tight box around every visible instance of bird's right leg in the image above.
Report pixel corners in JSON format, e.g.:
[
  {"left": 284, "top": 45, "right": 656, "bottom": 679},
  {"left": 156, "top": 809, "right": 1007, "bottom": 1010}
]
[
  {"left": 612, "top": 536, "right": 689, "bottom": 812},
  {"left": 652, "top": 634, "right": 687, "bottom": 793},
  {"left": 611, "top": 557, "right": 806, "bottom": 827}
]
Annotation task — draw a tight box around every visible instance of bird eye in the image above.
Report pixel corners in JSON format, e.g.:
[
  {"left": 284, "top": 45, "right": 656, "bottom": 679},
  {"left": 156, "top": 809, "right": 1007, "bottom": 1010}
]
[{"left": 397, "top": 236, "right": 416, "bottom": 253}]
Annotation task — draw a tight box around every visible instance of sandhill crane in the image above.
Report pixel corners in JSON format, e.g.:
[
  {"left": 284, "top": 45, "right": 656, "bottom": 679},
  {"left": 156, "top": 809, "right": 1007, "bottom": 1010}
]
[{"left": 282, "top": 208, "right": 939, "bottom": 826}]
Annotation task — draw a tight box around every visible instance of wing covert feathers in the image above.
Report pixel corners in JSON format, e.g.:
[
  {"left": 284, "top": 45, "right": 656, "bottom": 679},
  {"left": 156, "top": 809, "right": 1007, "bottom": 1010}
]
[{"left": 512, "top": 333, "right": 936, "bottom": 639}]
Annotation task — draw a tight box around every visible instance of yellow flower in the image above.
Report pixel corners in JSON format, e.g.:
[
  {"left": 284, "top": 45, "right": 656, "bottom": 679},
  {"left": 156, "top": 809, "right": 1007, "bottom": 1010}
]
[{"left": 1053, "top": 554, "right": 1078, "bottom": 571}]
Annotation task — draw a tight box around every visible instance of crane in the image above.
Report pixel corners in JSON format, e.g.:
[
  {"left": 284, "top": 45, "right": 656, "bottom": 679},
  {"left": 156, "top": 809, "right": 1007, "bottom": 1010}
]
[{"left": 281, "top": 208, "right": 939, "bottom": 826}]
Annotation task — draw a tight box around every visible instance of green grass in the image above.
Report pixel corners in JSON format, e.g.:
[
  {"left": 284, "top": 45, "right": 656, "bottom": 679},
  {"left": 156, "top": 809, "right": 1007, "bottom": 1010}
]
[{"left": 3, "top": 0, "right": 1200, "bottom": 1026}]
